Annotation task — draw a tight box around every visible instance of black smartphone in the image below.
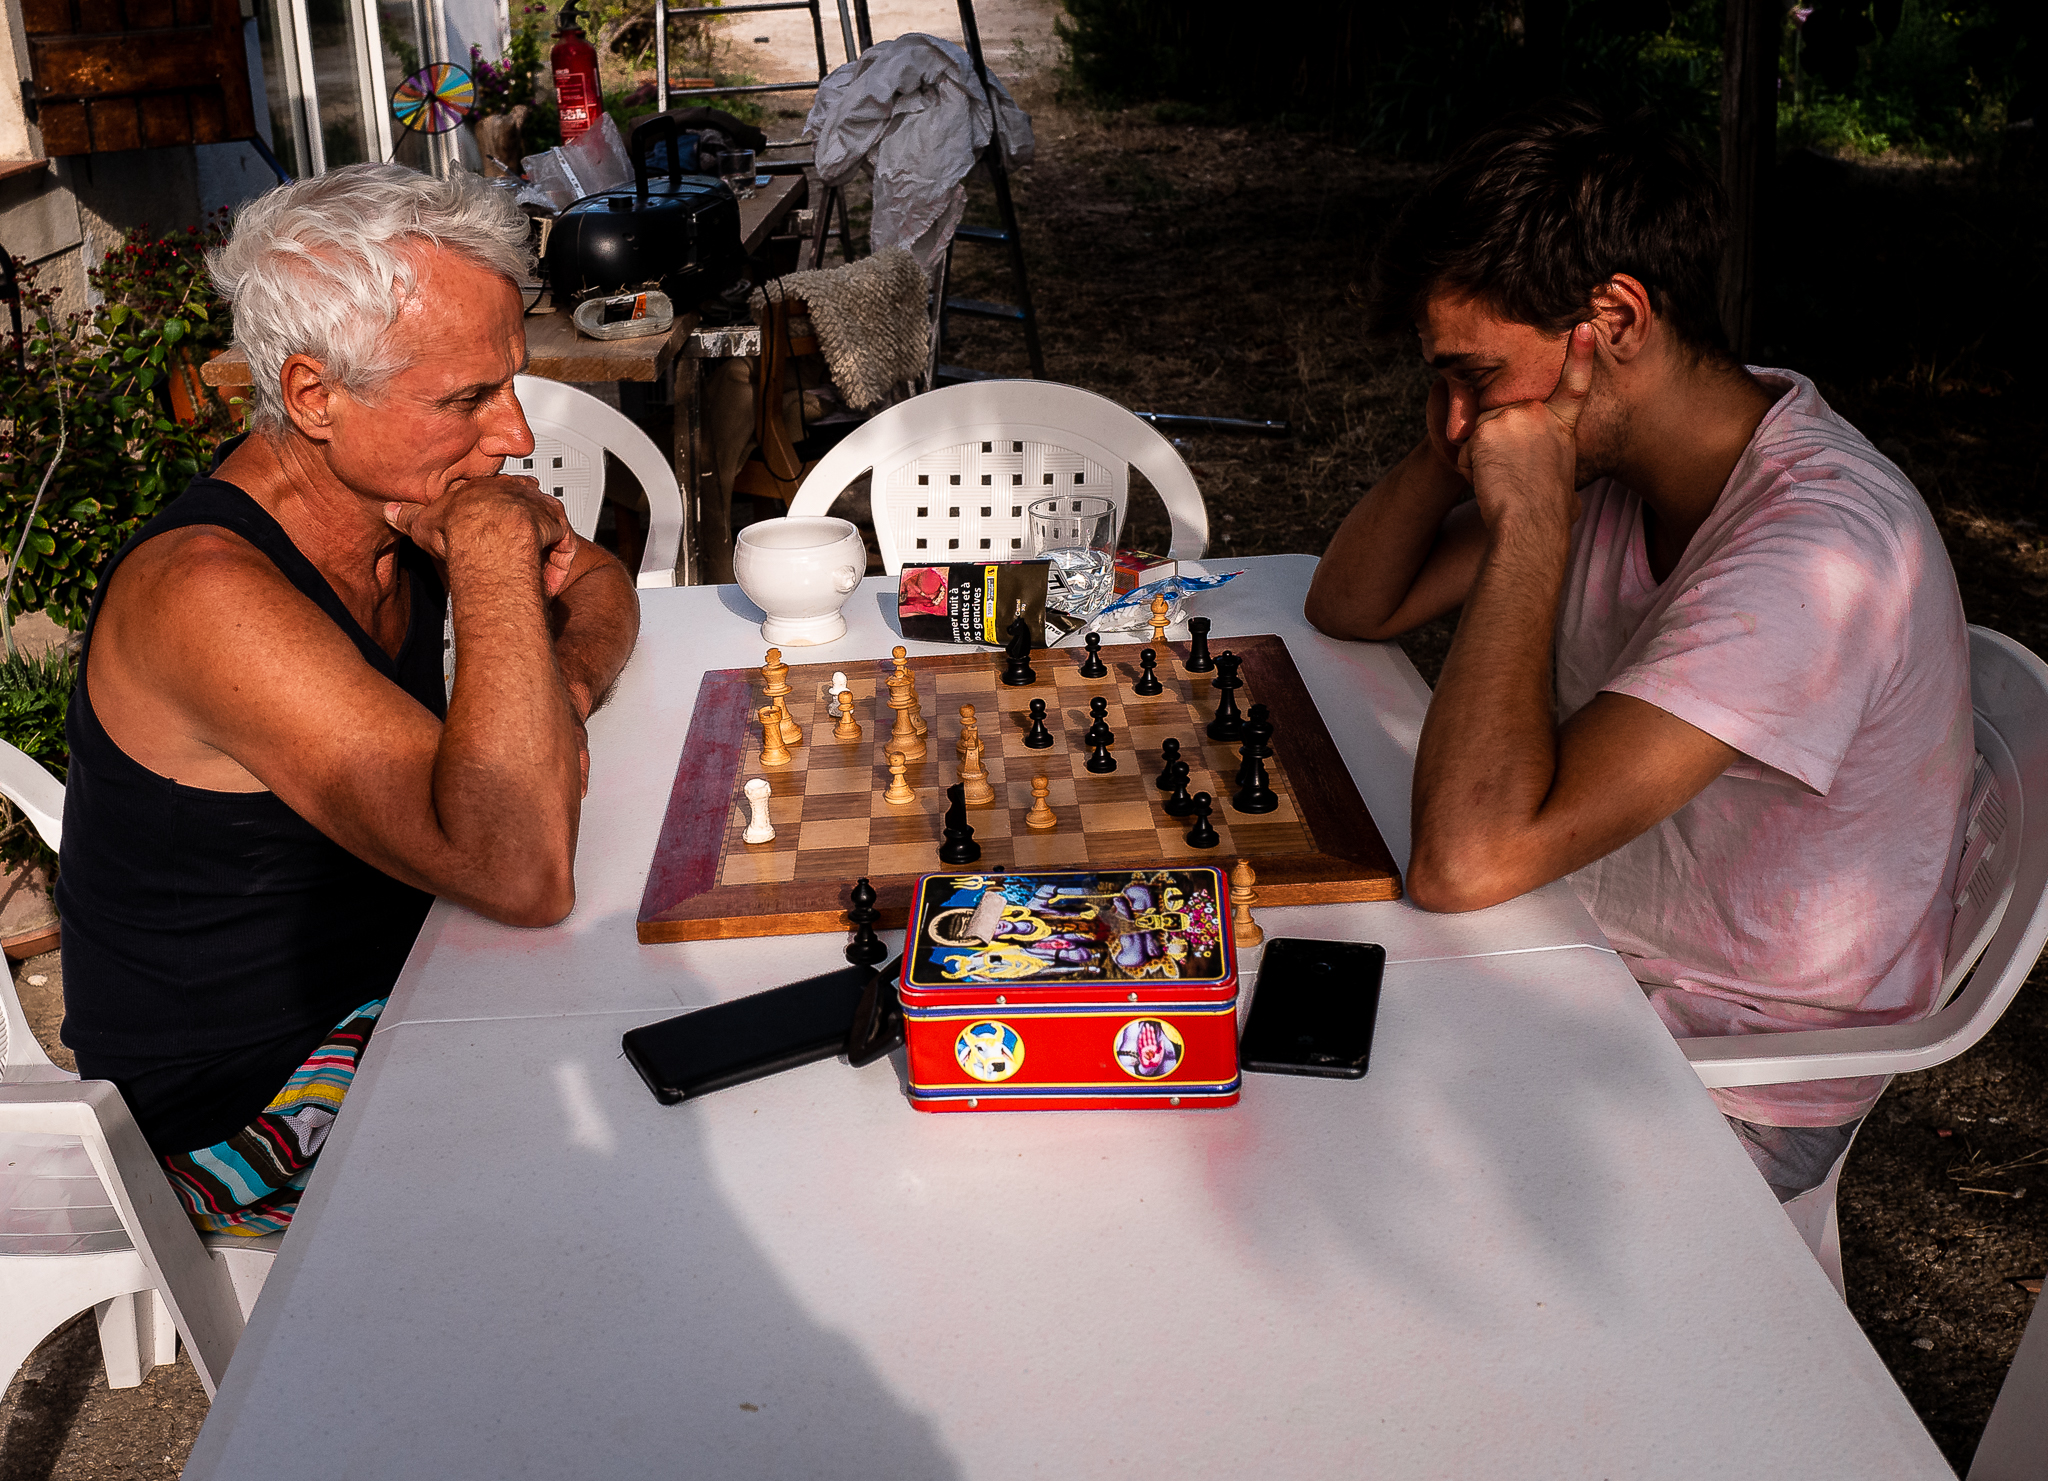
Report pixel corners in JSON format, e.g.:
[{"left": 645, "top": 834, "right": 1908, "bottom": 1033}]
[
  {"left": 622, "top": 958, "right": 900, "bottom": 1104},
  {"left": 1239, "top": 938, "right": 1386, "bottom": 1078}
]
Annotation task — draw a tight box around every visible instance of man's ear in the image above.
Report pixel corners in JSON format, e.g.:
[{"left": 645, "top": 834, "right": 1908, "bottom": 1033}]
[
  {"left": 278, "top": 354, "right": 339, "bottom": 443},
  {"left": 1588, "top": 275, "right": 1654, "bottom": 364}
]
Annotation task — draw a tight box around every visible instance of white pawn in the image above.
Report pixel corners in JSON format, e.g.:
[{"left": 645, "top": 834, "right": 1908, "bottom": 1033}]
[
  {"left": 827, "top": 672, "right": 848, "bottom": 716},
  {"left": 742, "top": 778, "right": 775, "bottom": 844}
]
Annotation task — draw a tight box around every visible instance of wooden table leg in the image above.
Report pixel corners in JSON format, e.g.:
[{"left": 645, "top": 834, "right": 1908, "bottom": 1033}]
[{"left": 676, "top": 351, "right": 733, "bottom": 585}]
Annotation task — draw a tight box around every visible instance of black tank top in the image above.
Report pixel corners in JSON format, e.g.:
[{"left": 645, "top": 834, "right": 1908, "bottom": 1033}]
[{"left": 57, "top": 472, "right": 447, "bottom": 1154}]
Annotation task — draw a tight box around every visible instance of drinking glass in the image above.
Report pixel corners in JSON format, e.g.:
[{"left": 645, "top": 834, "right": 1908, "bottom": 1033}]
[
  {"left": 1028, "top": 494, "right": 1120, "bottom": 620},
  {"left": 718, "top": 149, "right": 758, "bottom": 199}
]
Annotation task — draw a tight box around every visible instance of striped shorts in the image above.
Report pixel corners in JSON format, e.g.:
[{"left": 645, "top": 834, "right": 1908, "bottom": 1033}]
[{"left": 159, "top": 999, "right": 386, "bottom": 1237}]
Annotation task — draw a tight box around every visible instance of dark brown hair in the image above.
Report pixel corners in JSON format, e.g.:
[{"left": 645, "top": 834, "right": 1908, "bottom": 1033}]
[{"left": 1369, "top": 100, "right": 1732, "bottom": 358}]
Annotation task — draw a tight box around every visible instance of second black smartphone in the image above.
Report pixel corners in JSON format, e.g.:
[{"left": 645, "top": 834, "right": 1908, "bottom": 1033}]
[{"left": 1239, "top": 937, "right": 1386, "bottom": 1078}]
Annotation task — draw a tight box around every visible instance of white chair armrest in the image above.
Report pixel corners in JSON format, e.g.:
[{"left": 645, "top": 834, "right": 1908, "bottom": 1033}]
[
  {"left": 0, "top": 1080, "right": 247, "bottom": 1395},
  {"left": 1683, "top": 989, "right": 2014, "bottom": 1088}
]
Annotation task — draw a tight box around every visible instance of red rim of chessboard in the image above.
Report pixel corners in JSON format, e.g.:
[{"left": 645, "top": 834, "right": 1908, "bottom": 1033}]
[{"left": 636, "top": 634, "right": 1402, "bottom": 942}]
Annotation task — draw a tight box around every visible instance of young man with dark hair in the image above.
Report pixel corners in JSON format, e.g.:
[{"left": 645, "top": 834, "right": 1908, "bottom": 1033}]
[{"left": 1305, "top": 102, "right": 1973, "bottom": 1202}]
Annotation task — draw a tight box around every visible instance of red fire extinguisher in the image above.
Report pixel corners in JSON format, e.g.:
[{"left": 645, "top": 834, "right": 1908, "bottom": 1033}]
[{"left": 551, "top": 0, "right": 601, "bottom": 142}]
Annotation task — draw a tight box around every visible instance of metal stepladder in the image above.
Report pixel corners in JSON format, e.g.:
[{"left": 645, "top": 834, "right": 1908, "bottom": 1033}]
[{"left": 932, "top": 0, "right": 1044, "bottom": 383}]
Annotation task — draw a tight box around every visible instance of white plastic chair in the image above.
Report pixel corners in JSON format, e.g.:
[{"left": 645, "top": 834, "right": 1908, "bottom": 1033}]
[
  {"left": 511, "top": 375, "right": 684, "bottom": 589},
  {"left": 784, "top": 380, "right": 1209, "bottom": 573},
  {"left": 1682, "top": 627, "right": 2048, "bottom": 1299},
  {"left": 0, "top": 742, "right": 273, "bottom": 1399}
]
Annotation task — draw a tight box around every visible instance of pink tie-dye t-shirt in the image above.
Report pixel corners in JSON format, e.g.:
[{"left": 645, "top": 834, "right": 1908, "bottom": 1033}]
[{"left": 1556, "top": 369, "right": 1974, "bottom": 1128}]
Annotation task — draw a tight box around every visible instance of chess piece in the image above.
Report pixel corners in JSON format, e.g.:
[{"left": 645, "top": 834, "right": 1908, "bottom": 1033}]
[
  {"left": 1149, "top": 593, "right": 1171, "bottom": 644},
  {"left": 1230, "top": 859, "right": 1265, "bottom": 946},
  {"left": 827, "top": 672, "right": 848, "bottom": 716},
  {"left": 1001, "top": 618, "right": 1037, "bottom": 687},
  {"left": 1025, "top": 775, "right": 1057, "bottom": 830},
  {"left": 958, "top": 734, "right": 995, "bottom": 806},
  {"left": 886, "top": 670, "right": 926, "bottom": 761},
  {"left": 1132, "top": 647, "right": 1164, "bottom": 696},
  {"left": 1231, "top": 753, "right": 1278, "bottom": 814},
  {"left": 1155, "top": 737, "right": 1183, "bottom": 791},
  {"left": 1206, "top": 651, "right": 1246, "bottom": 741},
  {"left": 845, "top": 877, "right": 890, "bottom": 967},
  {"left": 742, "top": 777, "right": 775, "bottom": 844},
  {"left": 1078, "top": 632, "right": 1108, "bottom": 678},
  {"left": 1235, "top": 705, "right": 1275, "bottom": 790},
  {"left": 937, "top": 783, "right": 981, "bottom": 865},
  {"left": 758, "top": 705, "right": 791, "bottom": 767},
  {"left": 956, "top": 704, "right": 982, "bottom": 758},
  {"left": 1184, "top": 616, "right": 1216, "bottom": 673},
  {"left": 1184, "top": 791, "right": 1220, "bottom": 849},
  {"left": 1084, "top": 731, "right": 1117, "bottom": 774},
  {"left": 833, "top": 691, "right": 861, "bottom": 740},
  {"left": 892, "top": 646, "right": 928, "bottom": 737},
  {"left": 761, "top": 651, "right": 801, "bottom": 744},
  {"left": 1023, "top": 697, "right": 1056, "bottom": 749},
  {"left": 884, "top": 752, "right": 916, "bottom": 804},
  {"left": 1162, "top": 759, "right": 1196, "bottom": 817}
]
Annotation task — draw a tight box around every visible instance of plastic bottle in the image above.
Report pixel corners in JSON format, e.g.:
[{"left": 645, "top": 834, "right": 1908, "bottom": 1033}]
[{"left": 551, "top": 0, "right": 601, "bottom": 142}]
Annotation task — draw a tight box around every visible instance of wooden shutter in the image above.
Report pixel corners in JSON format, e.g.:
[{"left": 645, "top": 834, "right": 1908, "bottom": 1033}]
[{"left": 22, "top": 0, "right": 257, "bottom": 156}]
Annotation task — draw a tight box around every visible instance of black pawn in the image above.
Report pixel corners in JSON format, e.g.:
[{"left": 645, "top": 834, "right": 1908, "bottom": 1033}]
[
  {"left": 1083, "top": 696, "right": 1115, "bottom": 752},
  {"left": 1078, "top": 632, "right": 1109, "bottom": 678},
  {"left": 1132, "top": 647, "right": 1164, "bottom": 696},
  {"left": 1232, "top": 754, "right": 1279, "bottom": 814},
  {"left": 1206, "top": 652, "right": 1246, "bottom": 741},
  {"left": 1001, "top": 617, "right": 1037, "bottom": 687},
  {"left": 1184, "top": 616, "right": 1215, "bottom": 673},
  {"left": 1162, "top": 760, "right": 1195, "bottom": 817},
  {"left": 1184, "top": 791, "right": 1220, "bottom": 848},
  {"left": 845, "top": 877, "right": 888, "bottom": 966},
  {"left": 1023, "top": 697, "right": 1056, "bottom": 748},
  {"left": 937, "top": 784, "right": 982, "bottom": 865},
  {"left": 1155, "top": 737, "right": 1183, "bottom": 791}
]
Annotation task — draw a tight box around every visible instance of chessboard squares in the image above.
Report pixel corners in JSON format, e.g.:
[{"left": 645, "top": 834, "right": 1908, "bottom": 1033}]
[
  {"left": 1057, "top": 757, "right": 1152, "bottom": 799},
  {"left": 799, "top": 759, "right": 874, "bottom": 795},
  {"left": 1077, "top": 827, "right": 1164, "bottom": 862},
  {"left": 933, "top": 668, "right": 994, "bottom": 696},
  {"left": 796, "top": 816, "right": 873, "bottom": 851},
  {"left": 1069, "top": 798, "right": 1158, "bottom": 834},
  {"left": 719, "top": 846, "right": 798, "bottom": 886},
  {"left": 867, "top": 841, "right": 949, "bottom": 878}
]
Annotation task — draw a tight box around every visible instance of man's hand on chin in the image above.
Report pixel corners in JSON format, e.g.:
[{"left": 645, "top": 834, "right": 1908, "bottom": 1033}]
[
  {"left": 1460, "top": 321, "right": 1596, "bottom": 537},
  {"left": 383, "top": 474, "right": 578, "bottom": 592}
]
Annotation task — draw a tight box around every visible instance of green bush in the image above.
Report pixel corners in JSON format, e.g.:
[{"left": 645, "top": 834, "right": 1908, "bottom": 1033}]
[
  {"left": 0, "top": 644, "right": 75, "bottom": 874},
  {"left": 0, "top": 220, "right": 237, "bottom": 636}
]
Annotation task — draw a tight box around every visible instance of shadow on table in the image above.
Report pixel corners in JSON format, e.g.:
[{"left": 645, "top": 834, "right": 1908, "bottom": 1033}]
[
  {"left": 187, "top": 1018, "right": 963, "bottom": 1481},
  {"left": 1201, "top": 951, "right": 1797, "bottom": 1323}
]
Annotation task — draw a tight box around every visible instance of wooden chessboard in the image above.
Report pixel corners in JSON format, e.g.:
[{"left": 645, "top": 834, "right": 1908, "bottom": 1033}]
[{"left": 636, "top": 634, "right": 1402, "bottom": 942}]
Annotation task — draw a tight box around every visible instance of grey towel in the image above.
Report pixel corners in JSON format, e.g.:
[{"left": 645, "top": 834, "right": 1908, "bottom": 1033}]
[{"left": 752, "top": 249, "right": 929, "bottom": 411}]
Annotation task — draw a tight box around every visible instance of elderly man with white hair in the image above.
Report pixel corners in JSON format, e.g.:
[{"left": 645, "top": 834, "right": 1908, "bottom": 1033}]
[{"left": 54, "top": 163, "right": 639, "bottom": 1235}]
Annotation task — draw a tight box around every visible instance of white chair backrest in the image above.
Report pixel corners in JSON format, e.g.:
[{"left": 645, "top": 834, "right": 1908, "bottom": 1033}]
[
  {"left": 0, "top": 737, "right": 63, "bottom": 853},
  {"left": 786, "top": 380, "right": 1209, "bottom": 573},
  {"left": 511, "top": 376, "right": 683, "bottom": 590}
]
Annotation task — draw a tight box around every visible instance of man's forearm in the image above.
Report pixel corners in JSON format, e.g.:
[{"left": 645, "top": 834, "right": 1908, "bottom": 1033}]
[
  {"left": 548, "top": 550, "right": 639, "bottom": 719},
  {"left": 1406, "top": 507, "right": 1572, "bottom": 911},
  {"left": 1304, "top": 438, "right": 1475, "bottom": 640}
]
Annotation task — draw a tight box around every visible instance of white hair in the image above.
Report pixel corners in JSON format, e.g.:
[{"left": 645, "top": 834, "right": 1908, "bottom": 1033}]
[{"left": 208, "top": 163, "right": 531, "bottom": 431}]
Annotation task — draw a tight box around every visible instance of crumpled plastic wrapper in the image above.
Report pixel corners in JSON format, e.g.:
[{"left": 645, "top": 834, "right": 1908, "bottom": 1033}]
[
  {"left": 1086, "top": 570, "right": 1243, "bottom": 635},
  {"left": 520, "top": 113, "right": 633, "bottom": 211}
]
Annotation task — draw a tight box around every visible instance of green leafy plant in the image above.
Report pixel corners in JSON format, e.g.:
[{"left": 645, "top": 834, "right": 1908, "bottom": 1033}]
[
  {"left": 0, "top": 644, "right": 75, "bottom": 874},
  {"left": 0, "top": 220, "right": 238, "bottom": 637}
]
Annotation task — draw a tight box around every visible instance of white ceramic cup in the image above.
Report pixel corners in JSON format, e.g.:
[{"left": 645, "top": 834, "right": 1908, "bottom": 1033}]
[{"left": 732, "top": 516, "right": 867, "bottom": 646}]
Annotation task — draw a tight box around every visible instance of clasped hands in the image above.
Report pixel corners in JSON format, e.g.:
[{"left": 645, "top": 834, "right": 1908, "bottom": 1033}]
[{"left": 383, "top": 473, "right": 580, "bottom": 600}]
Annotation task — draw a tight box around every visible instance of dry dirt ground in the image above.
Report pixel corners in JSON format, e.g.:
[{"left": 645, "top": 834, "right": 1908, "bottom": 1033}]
[{"left": 7, "top": 35, "right": 2047, "bottom": 1481}]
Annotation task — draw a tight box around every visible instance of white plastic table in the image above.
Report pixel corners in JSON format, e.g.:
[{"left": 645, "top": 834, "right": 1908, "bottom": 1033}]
[{"left": 182, "top": 555, "right": 1950, "bottom": 1480}]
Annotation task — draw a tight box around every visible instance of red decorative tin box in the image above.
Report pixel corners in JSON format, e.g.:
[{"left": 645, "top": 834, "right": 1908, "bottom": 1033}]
[{"left": 899, "top": 868, "right": 1241, "bottom": 1111}]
